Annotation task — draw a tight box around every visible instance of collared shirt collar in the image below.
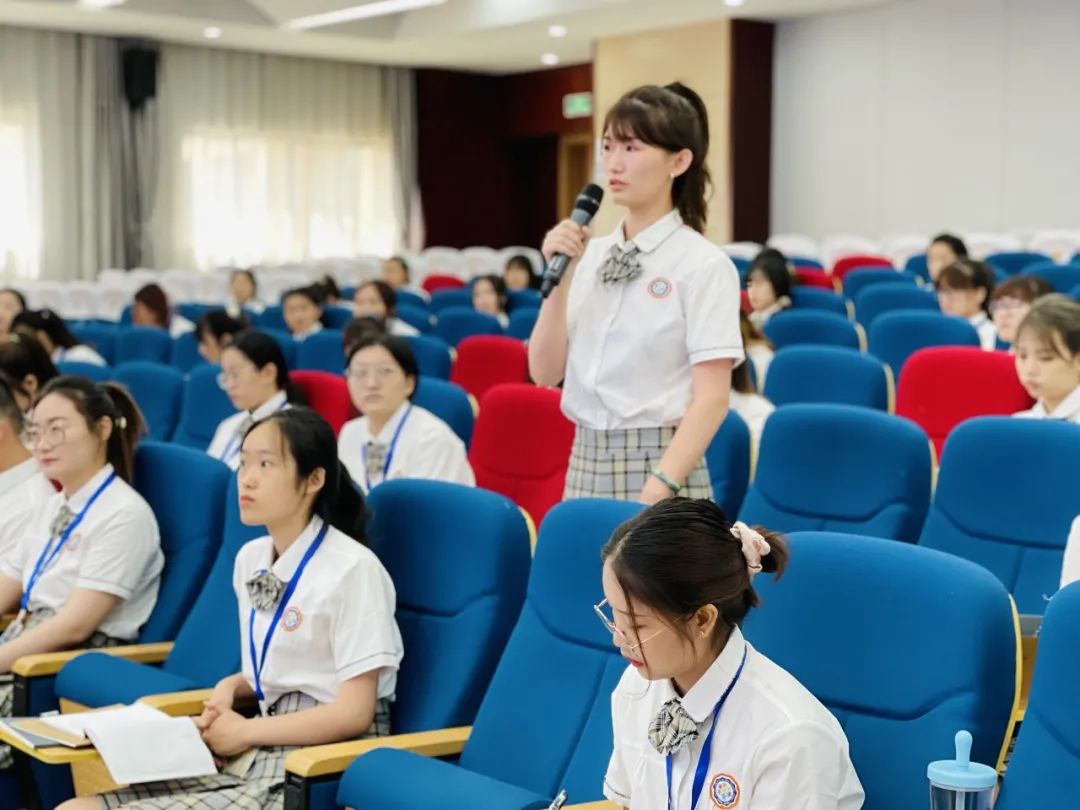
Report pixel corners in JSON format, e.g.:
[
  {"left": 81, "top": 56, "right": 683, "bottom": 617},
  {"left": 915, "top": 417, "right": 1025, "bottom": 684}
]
[
  {"left": 251, "top": 390, "right": 288, "bottom": 421},
  {"left": 63, "top": 463, "right": 116, "bottom": 511},
  {"left": 658, "top": 625, "right": 748, "bottom": 723},
  {"left": 265, "top": 515, "right": 326, "bottom": 580},
  {"left": 615, "top": 209, "right": 683, "bottom": 255},
  {"left": 1035, "top": 385, "right": 1080, "bottom": 421},
  {"left": 371, "top": 400, "right": 412, "bottom": 444}
]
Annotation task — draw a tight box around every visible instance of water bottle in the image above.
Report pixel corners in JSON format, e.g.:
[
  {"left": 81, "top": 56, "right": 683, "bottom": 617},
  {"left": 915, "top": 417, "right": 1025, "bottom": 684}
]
[{"left": 927, "top": 730, "right": 997, "bottom": 810}]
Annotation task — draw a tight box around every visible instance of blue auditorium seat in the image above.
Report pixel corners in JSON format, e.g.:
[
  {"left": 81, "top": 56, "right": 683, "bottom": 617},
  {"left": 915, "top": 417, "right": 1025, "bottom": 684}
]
[
  {"left": 842, "top": 267, "right": 917, "bottom": 301},
  {"left": 412, "top": 377, "right": 474, "bottom": 446},
  {"left": 704, "top": 410, "right": 751, "bottom": 518},
  {"left": 396, "top": 303, "right": 434, "bottom": 334},
  {"left": 985, "top": 251, "right": 1051, "bottom": 276},
  {"left": 169, "top": 330, "right": 204, "bottom": 372},
  {"left": 296, "top": 329, "right": 346, "bottom": 374},
  {"left": 763, "top": 346, "right": 891, "bottom": 411},
  {"left": 506, "top": 307, "right": 539, "bottom": 340},
  {"left": 115, "top": 326, "right": 172, "bottom": 365},
  {"left": 56, "top": 360, "right": 113, "bottom": 383},
  {"left": 113, "top": 362, "right": 185, "bottom": 440},
  {"left": 69, "top": 323, "right": 118, "bottom": 365},
  {"left": 429, "top": 289, "right": 473, "bottom": 312},
  {"left": 790, "top": 287, "right": 848, "bottom": 317},
  {"left": 434, "top": 307, "right": 504, "bottom": 348},
  {"left": 867, "top": 311, "right": 979, "bottom": 375},
  {"left": 1021, "top": 261, "right": 1080, "bottom": 292},
  {"left": 763, "top": 309, "right": 862, "bottom": 351},
  {"left": 405, "top": 334, "right": 453, "bottom": 380},
  {"left": 171, "top": 364, "right": 237, "bottom": 450},
  {"left": 853, "top": 283, "right": 939, "bottom": 328}
]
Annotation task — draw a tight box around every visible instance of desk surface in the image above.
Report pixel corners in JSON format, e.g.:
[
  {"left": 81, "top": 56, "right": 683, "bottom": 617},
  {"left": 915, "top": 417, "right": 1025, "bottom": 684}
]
[{"left": 0, "top": 724, "right": 102, "bottom": 765}]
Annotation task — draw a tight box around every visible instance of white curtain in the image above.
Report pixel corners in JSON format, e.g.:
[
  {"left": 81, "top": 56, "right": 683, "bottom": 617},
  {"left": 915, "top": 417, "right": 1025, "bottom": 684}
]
[{"left": 152, "top": 45, "right": 410, "bottom": 270}]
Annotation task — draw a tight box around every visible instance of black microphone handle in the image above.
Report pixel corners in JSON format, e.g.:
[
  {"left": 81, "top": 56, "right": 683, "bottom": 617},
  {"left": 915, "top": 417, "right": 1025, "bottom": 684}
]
[{"left": 540, "top": 207, "right": 596, "bottom": 298}]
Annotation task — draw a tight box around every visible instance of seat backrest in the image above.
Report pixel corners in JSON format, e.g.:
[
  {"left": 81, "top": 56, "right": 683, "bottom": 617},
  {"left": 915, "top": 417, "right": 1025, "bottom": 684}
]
[
  {"left": 429, "top": 288, "right": 472, "bottom": 311},
  {"left": 790, "top": 287, "right": 847, "bottom": 317},
  {"left": 69, "top": 324, "right": 117, "bottom": 364},
  {"left": 763, "top": 346, "right": 890, "bottom": 411},
  {"left": 867, "top": 311, "right": 980, "bottom": 376},
  {"left": 704, "top": 410, "right": 750, "bottom": 518},
  {"left": 295, "top": 330, "right": 346, "bottom": 374},
  {"left": 56, "top": 360, "right": 113, "bottom": 384},
  {"left": 172, "top": 364, "right": 237, "bottom": 450},
  {"left": 449, "top": 335, "right": 530, "bottom": 402},
  {"left": 763, "top": 309, "right": 861, "bottom": 350},
  {"left": 739, "top": 404, "right": 931, "bottom": 541},
  {"left": 395, "top": 303, "right": 433, "bottom": 334},
  {"left": 1022, "top": 262, "right": 1080, "bottom": 292},
  {"left": 411, "top": 377, "right": 474, "bottom": 446},
  {"left": 169, "top": 331, "right": 204, "bottom": 373},
  {"left": 842, "top": 268, "right": 916, "bottom": 301},
  {"left": 919, "top": 417, "right": 1080, "bottom": 613},
  {"left": 255, "top": 304, "right": 289, "bottom": 331},
  {"left": 506, "top": 289, "right": 541, "bottom": 312},
  {"left": 260, "top": 327, "right": 298, "bottom": 369},
  {"left": 792, "top": 268, "right": 835, "bottom": 290},
  {"left": 134, "top": 442, "right": 229, "bottom": 643},
  {"left": 743, "top": 532, "right": 1016, "bottom": 810},
  {"left": 985, "top": 250, "right": 1051, "bottom": 275},
  {"left": 506, "top": 307, "right": 539, "bottom": 340},
  {"left": 469, "top": 384, "right": 575, "bottom": 526},
  {"left": 113, "top": 362, "right": 185, "bottom": 441},
  {"left": 895, "top": 347, "right": 1033, "bottom": 457},
  {"left": 422, "top": 274, "right": 467, "bottom": 295},
  {"left": 434, "top": 307, "right": 504, "bottom": 347},
  {"left": 323, "top": 306, "right": 352, "bottom": 330},
  {"left": 854, "top": 283, "right": 939, "bottom": 328},
  {"left": 115, "top": 326, "right": 172, "bottom": 365},
  {"left": 832, "top": 254, "right": 893, "bottom": 280},
  {"left": 290, "top": 371, "right": 352, "bottom": 436},
  {"left": 905, "top": 253, "right": 930, "bottom": 281},
  {"left": 164, "top": 474, "right": 263, "bottom": 683},
  {"left": 404, "top": 334, "right": 452, "bottom": 380},
  {"left": 460, "top": 499, "right": 643, "bottom": 801},
  {"left": 789, "top": 255, "right": 823, "bottom": 269},
  {"left": 395, "top": 290, "right": 429, "bottom": 312},
  {"left": 367, "top": 481, "right": 531, "bottom": 732},
  {"left": 995, "top": 582, "right": 1080, "bottom": 808}
]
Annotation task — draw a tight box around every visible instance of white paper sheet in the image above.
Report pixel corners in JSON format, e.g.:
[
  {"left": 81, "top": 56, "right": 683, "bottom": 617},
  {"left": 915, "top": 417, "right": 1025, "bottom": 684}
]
[{"left": 87, "top": 713, "right": 218, "bottom": 785}]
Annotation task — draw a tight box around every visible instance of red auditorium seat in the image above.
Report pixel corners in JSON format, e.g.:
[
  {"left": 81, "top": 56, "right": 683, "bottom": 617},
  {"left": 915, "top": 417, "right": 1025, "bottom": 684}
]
[
  {"left": 469, "top": 384, "right": 575, "bottom": 526},
  {"left": 290, "top": 370, "right": 353, "bottom": 436},
  {"left": 421, "top": 274, "right": 467, "bottom": 294},
  {"left": 794, "top": 268, "right": 838, "bottom": 291},
  {"left": 740, "top": 290, "right": 753, "bottom": 314},
  {"left": 451, "top": 335, "right": 530, "bottom": 402},
  {"left": 895, "top": 347, "right": 1034, "bottom": 458},
  {"left": 832, "top": 254, "right": 894, "bottom": 281}
]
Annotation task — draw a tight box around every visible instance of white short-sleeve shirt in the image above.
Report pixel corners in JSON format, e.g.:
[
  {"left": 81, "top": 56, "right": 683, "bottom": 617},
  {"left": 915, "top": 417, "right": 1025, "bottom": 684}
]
[
  {"left": 604, "top": 626, "right": 864, "bottom": 810},
  {"left": 0, "top": 463, "right": 163, "bottom": 641},
  {"left": 0, "top": 458, "right": 56, "bottom": 566},
  {"left": 169, "top": 315, "right": 196, "bottom": 338},
  {"left": 968, "top": 313, "right": 997, "bottom": 351},
  {"left": 233, "top": 516, "right": 404, "bottom": 710},
  {"left": 563, "top": 210, "right": 745, "bottom": 430},
  {"left": 52, "top": 345, "right": 108, "bottom": 367},
  {"left": 206, "top": 391, "right": 290, "bottom": 470},
  {"left": 338, "top": 401, "right": 475, "bottom": 493},
  {"left": 388, "top": 318, "right": 419, "bottom": 337},
  {"left": 1013, "top": 385, "right": 1080, "bottom": 424},
  {"left": 1060, "top": 516, "right": 1080, "bottom": 589},
  {"left": 292, "top": 323, "right": 324, "bottom": 342}
]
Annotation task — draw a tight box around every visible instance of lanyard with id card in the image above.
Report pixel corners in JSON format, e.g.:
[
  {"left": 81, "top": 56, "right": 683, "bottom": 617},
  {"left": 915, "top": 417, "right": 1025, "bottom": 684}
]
[{"left": 362, "top": 404, "right": 413, "bottom": 491}]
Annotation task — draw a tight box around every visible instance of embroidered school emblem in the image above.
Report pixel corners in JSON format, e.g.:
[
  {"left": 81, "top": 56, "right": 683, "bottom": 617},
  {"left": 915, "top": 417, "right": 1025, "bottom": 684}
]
[
  {"left": 281, "top": 606, "right": 304, "bottom": 632},
  {"left": 65, "top": 534, "right": 82, "bottom": 552},
  {"left": 646, "top": 276, "right": 673, "bottom": 299},
  {"left": 709, "top": 773, "right": 740, "bottom": 808}
]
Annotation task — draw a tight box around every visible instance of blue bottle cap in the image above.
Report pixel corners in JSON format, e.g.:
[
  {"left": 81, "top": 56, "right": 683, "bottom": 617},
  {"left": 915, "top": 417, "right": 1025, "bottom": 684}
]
[{"left": 926, "top": 730, "right": 998, "bottom": 791}]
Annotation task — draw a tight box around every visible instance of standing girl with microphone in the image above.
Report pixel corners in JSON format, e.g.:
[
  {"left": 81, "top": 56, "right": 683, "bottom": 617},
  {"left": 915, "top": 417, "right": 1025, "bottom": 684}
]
[{"left": 529, "top": 83, "right": 743, "bottom": 504}]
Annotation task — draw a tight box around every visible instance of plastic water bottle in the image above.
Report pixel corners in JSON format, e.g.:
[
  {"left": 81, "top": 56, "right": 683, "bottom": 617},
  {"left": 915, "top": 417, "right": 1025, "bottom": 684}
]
[{"left": 927, "top": 730, "right": 997, "bottom": 809}]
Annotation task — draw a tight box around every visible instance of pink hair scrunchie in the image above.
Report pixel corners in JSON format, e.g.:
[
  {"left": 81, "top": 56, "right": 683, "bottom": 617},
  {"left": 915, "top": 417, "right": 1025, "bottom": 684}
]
[{"left": 731, "top": 521, "right": 771, "bottom": 580}]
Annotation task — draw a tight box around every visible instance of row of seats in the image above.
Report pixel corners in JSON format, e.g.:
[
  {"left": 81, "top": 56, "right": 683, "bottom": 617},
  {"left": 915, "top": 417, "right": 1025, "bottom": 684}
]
[{"left": 20, "top": 480, "right": 1077, "bottom": 809}]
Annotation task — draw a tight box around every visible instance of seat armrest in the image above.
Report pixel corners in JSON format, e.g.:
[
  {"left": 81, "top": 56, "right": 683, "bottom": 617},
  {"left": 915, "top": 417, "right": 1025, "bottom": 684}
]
[
  {"left": 285, "top": 725, "right": 472, "bottom": 779},
  {"left": 567, "top": 803, "right": 621, "bottom": 810},
  {"left": 11, "top": 642, "right": 174, "bottom": 677},
  {"left": 138, "top": 689, "right": 216, "bottom": 717}
]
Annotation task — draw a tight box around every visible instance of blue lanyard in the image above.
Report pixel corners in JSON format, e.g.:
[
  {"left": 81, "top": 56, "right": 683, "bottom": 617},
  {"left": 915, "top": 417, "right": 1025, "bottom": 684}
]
[
  {"left": 362, "top": 405, "right": 413, "bottom": 491},
  {"left": 21, "top": 471, "right": 117, "bottom": 612},
  {"left": 221, "top": 399, "right": 287, "bottom": 462},
  {"left": 247, "top": 521, "right": 329, "bottom": 703},
  {"left": 666, "top": 645, "right": 748, "bottom": 810}
]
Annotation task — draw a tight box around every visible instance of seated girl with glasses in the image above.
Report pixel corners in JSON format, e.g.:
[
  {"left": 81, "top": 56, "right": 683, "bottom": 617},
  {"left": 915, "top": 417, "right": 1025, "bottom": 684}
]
[
  {"left": 338, "top": 334, "right": 473, "bottom": 493},
  {"left": 599, "top": 499, "right": 863, "bottom": 810},
  {"left": 0, "top": 377, "right": 162, "bottom": 769},
  {"left": 207, "top": 331, "right": 306, "bottom": 471},
  {"left": 59, "top": 408, "right": 403, "bottom": 810}
]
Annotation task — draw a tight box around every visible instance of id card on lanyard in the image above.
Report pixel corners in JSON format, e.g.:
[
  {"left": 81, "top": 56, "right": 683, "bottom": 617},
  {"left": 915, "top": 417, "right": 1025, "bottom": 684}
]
[
  {"left": 362, "top": 405, "right": 413, "bottom": 491},
  {"left": 17, "top": 471, "right": 118, "bottom": 618},
  {"left": 666, "top": 645, "right": 748, "bottom": 810},
  {"left": 247, "top": 522, "right": 329, "bottom": 709}
]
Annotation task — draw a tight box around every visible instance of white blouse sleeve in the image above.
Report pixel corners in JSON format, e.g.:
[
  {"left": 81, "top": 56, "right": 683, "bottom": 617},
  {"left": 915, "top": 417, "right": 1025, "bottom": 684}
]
[
  {"left": 683, "top": 253, "right": 746, "bottom": 366},
  {"left": 747, "top": 721, "right": 864, "bottom": 809},
  {"left": 603, "top": 687, "right": 634, "bottom": 807},
  {"left": 330, "top": 556, "right": 404, "bottom": 685},
  {"left": 406, "top": 424, "right": 475, "bottom": 487},
  {"left": 76, "top": 506, "right": 162, "bottom": 599}
]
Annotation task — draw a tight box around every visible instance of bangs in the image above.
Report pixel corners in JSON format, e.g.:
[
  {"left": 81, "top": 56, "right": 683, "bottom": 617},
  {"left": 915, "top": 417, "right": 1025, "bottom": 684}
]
[
  {"left": 603, "top": 92, "right": 680, "bottom": 151},
  {"left": 935, "top": 265, "right": 977, "bottom": 291}
]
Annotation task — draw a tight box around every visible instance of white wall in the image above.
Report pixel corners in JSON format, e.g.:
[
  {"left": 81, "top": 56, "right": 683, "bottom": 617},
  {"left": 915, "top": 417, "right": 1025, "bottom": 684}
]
[{"left": 771, "top": 0, "right": 1080, "bottom": 240}]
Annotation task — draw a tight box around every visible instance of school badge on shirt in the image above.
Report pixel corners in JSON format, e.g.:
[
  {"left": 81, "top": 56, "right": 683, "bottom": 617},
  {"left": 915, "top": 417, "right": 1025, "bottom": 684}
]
[
  {"left": 646, "top": 276, "right": 673, "bottom": 299},
  {"left": 709, "top": 773, "right": 740, "bottom": 808},
  {"left": 282, "top": 606, "right": 304, "bottom": 632}
]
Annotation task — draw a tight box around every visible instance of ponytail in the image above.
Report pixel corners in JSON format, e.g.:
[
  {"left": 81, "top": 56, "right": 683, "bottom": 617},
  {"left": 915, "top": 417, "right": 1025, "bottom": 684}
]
[
  {"left": 35, "top": 376, "right": 146, "bottom": 483},
  {"left": 229, "top": 329, "right": 308, "bottom": 407}
]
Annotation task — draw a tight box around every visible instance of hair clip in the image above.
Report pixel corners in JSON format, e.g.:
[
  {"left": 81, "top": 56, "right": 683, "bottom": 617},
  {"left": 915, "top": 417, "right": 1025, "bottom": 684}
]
[{"left": 114, "top": 416, "right": 127, "bottom": 429}]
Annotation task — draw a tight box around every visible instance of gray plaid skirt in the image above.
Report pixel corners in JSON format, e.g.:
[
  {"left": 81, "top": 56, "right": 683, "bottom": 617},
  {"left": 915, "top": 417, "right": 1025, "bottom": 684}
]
[
  {"left": 563, "top": 425, "right": 713, "bottom": 502},
  {"left": 97, "top": 691, "right": 392, "bottom": 810}
]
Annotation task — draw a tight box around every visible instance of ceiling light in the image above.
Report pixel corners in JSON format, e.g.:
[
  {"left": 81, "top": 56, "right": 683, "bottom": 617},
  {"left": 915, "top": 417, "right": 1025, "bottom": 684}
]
[
  {"left": 285, "top": 0, "right": 447, "bottom": 31},
  {"left": 78, "top": 0, "right": 126, "bottom": 8},
  {"left": 541, "top": 53, "right": 560, "bottom": 66},
  {"left": 548, "top": 25, "right": 567, "bottom": 38},
  {"left": 202, "top": 27, "right": 223, "bottom": 40},
  {"left": 725, "top": 0, "right": 745, "bottom": 6}
]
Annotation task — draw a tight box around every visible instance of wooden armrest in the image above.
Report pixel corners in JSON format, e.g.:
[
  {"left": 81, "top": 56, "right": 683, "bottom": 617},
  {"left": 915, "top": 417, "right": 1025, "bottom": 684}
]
[
  {"left": 12, "top": 641, "right": 173, "bottom": 677},
  {"left": 285, "top": 725, "right": 471, "bottom": 779},
  {"left": 1018, "top": 632, "right": 1039, "bottom": 721},
  {"left": 139, "top": 689, "right": 216, "bottom": 717},
  {"left": 567, "top": 803, "right": 620, "bottom": 810}
]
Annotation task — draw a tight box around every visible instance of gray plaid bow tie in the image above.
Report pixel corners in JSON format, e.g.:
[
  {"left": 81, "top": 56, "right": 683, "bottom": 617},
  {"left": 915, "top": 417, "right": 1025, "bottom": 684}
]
[
  {"left": 599, "top": 244, "right": 643, "bottom": 285},
  {"left": 365, "top": 441, "right": 387, "bottom": 480},
  {"left": 246, "top": 569, "right": 287, "bottom": 612},
  {"left": 648, "top": 698, "right": 703, "bottom": 756},
  {"left": 49, "top": 504, "right": 75, "bottom": 540}
]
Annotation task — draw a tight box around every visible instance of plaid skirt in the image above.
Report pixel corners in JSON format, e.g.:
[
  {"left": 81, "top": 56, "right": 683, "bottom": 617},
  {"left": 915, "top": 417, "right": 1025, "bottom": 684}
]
[
  {"left": 98, "top": 691, "right": 392, "bottom": 810},
  {"left": 563, "top": 425, "right": 713, "bottom": 502}
]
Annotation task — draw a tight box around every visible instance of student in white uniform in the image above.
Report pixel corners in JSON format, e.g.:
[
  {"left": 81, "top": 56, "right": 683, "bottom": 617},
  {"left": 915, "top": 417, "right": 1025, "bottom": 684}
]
[
  {"left": 339, "top": 333, "right": 474, "bottom": 493},
  {"left": 208, "top": 331, "right": 303, "bottom": 471},
  {"left": 381, "top": 257, "right": 429, "bottom": 301},
  {"left": 1012, "top": 294, "right": 1080, "bottom": 424},
  {"left": 353, "top": 281, "right": 420, "bottom": 337},
  {"left": 196, "top": 310, "right": 249, "bottom": 364},
  {"left": 600, "top": 499, "right": 864, "bottom": 810},
  {"left": 728, "top": 356, "right": 774, "bottom": 458},
  {"left": 226, "top": 269, "right": 266, "bottom": 317},
  {"left": 530, "top": 83, "right": 744, "bottom": 504},
  {"left": 60, "top": 407, "right": 403, "bottom": 810},
  {"left": 0, "top": 288, "right": 26, "bottom": 337},
  {"left": 0, "top": 331, "right": 59, "bottom": 406},
  {"left": 282, "top": 286, "right": 325, "bottom": 342},
  {"left": 739, "top": 310, "right": 775, "bottom": 390},
  {"left": 12, "top": 309, "right": 107, "bottom": 367},
  {"left": 745, "top": 249, "right": 793, "bottom": 329},
  {"left": 132, "top": 283, "right": 195, "bottom": 338},
  {"left": 472, "top": 274, "right": 510, "bottom": 328},
  {"left": 0, "top": 377, "right": 162, "bottom": 768},
  {"left": 988, "top": 275, "right": 1053, "bottom": 348},
  {"left": 0, "top": 372, "right": 55, "bottom": 565},
  {"left": 935, "top": 260, "right": 997, "bottom": 350}
]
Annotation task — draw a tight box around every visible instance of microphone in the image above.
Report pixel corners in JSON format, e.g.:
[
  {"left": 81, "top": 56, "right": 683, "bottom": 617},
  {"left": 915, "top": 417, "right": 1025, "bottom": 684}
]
[{"left": 540, "top": 183, "right": 604, "bottom": 298}]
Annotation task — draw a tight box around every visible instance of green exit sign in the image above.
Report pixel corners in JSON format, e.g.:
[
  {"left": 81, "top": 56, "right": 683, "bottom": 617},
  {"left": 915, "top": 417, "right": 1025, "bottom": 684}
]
[{"left": 562, "top": 92, "right": 593, "bottom": 120}]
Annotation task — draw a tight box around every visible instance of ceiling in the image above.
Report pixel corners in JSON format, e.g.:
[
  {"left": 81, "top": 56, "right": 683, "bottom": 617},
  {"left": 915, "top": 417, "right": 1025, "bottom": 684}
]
[{"left": 0, "top": 0, "right": 898, "bottom": 73}]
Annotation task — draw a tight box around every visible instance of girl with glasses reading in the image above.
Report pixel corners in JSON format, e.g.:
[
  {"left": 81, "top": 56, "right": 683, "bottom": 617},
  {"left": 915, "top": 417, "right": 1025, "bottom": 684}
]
[
  {"left": 599, "top": 499, "right": 863, "bottom": 809},
  {"left": 207, "top": 331, "right": 304, "bottom": 471},
  {"left": 338, "top": 334, "right": 473, "bottom": 493}
]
